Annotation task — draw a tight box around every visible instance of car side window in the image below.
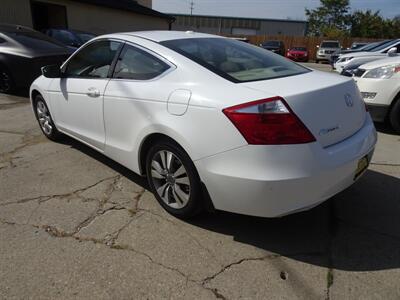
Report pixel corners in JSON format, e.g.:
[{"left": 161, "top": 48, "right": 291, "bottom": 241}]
[
  {"left": 64, "top": 40, "right": 122, "bottom": 79},
  {"left": 113, "top": 45, "right": 170, "bottom": 80}
]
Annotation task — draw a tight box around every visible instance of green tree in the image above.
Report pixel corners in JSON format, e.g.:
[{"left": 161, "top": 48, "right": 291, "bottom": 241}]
[
  {"left": 305, "top": 0, "right": 351, "bottom": 37},
  {"left": 350, "top": 10, "right": 386, "bottom": 38}
]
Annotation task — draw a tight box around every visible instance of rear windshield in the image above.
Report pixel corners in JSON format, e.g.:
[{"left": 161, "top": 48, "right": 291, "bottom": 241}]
[
  {"left": 161, "top": 38, "right": 309, "bottom": 83},
  {"left": 291, "top": 47, "right": 307, "bottom": 51},
  {"left": 5, "top": 30, "right": 66, "bottom": 50},
  {"left": 320, "top": 42, "right": 340, "bottom": 48},
  {"left": 262, "top": 41, "right": 280, "bottom": 47},
  {"left": 369, "top": 39, "right": 396, "bottom": 52}
]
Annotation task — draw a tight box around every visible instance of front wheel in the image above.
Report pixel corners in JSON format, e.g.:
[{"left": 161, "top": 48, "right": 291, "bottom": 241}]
[
  {"left": 146, "top": 140, "right": 204, "bottom": 218},
  {"left": 0, "top": 67, "right": 15, "bottom": 93},
  {"left": 389, "top": 98, "right": 400, "bottom": 134},
  {"left": 34, "top": 95, "right": 62, "bottom": 141}
]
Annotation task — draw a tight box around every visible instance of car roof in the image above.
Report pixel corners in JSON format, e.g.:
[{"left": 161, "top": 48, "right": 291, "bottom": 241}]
[
  {"left": 0, "top": 23, "right": 35, "bottom": 33},
  {"left": 114, "top": 30, "right": 222, "bottom": 42},
  {"left": 360, "top": 56, "right": 400, "bottom": 70}
]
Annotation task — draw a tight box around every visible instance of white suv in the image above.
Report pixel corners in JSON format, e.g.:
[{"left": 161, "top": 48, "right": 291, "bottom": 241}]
[
  {"left": 316, "top": 40, "right": 341, "bottom": 63},
  {"left": 354, "top": 56, "right": 400, "bottom": 132}
]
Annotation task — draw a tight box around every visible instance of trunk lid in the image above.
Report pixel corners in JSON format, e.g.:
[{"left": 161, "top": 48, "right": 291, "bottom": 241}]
[{"left": 241, "top": 70, "right": 366, "bottom": 147}]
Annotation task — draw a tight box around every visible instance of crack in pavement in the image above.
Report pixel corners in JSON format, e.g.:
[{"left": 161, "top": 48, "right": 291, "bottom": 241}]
[
  {"left": 0, "top": 175, "right": 119, "bottom": 207},
  {"left": 138, "top": 208, "right": 223, "bottom": 265},
  {"left": 0, "top": 102, "right": 29, "bottom": 110},
  {"left": 0, "top": 132, "right": 47, "bottom": 168}
]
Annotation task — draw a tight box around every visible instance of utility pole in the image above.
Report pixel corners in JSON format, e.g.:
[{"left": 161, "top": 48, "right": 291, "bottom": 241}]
[{"left": 190, "top": 0, "right": 194, "bottom": 15}]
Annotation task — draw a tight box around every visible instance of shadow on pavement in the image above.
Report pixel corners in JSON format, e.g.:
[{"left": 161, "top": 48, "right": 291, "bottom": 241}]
[{"left": 60, "top": 135, "right": 400, "bottom": 272}]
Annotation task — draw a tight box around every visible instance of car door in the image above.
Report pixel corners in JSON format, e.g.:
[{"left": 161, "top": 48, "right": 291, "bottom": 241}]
[
  {"left": 48, "top": 39, "right": 123, "bottom": 151},
  {"left": 103, "top": 43, "right": 174, "bottom": 171}
]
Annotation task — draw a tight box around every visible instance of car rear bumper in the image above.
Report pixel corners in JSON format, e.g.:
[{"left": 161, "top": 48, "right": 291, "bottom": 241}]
[{"left": 195, "top": 116, "right": 377, "bottom": 217}]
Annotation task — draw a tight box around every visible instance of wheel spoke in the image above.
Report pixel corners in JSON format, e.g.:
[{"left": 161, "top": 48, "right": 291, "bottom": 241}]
[
  {"left": 157, "top": 182, "right": 168, "bottom": 198},
  {"left": 175, "top": 176, "right": 189, "bottom": 185},
  {"left": 159, "top": 151, "right": 167, "bottom": 170},
  {"left": 166, "top": 151, "right": 173, "bottom": 172},
  {"left": 173, "top": 165, "right": 186, "bottom": 177},
  {"left": 174, "top": 184, "right": 189, "bottom": 202},
  {"left": 151, "top": 169, "right": 165, "bottom": 179},
  {"left": 151, "top": 160, "right": 164, "bottom": 175},
  {"left": 162, "top": 185, "right": 172, "bottom": 204},
  {"left": 172, "top": 188, "right": 183, "bottom": 205}
]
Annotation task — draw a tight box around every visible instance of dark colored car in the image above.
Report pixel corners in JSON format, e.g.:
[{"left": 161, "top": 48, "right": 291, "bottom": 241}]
[
  {"left": 348, "top": 42, "right": 368, "bottom": 50},
  {"left": 260, "top": 40, "right": 285, "bottom": 55},
  {"left": 0, "top": 24, "right": 73, "bottom": 93},
  {"left": 43, "top": 28, "right": 96, "bottom": 49},
  {"left": 286, "top": 46, "right": 309, "bottom": 62}
]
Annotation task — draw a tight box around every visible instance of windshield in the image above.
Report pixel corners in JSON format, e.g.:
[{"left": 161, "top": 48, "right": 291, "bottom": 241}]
[
  {"left": 320, "top": 42, "right": 340, "bottom": 48},
  {"left": 5, "top": 30, "right": 66, "bottom": 50},
  {"left": 291, "top": 47, "right": 306, "bottom": 51},
  {"left": 162, "top": 38, "right": 309, "bottom": 83},
  {"left": 368, "top": 40, "right": 396, "bottom": 52},
  {"left": 263, "top": 41, "right": 280, "bottom": 47},
  {"left": 75, "top": 32, "right": 95, "bottom": 43},
  {"left": 52, "top": 30, "right": 81, "bottom": 46}
]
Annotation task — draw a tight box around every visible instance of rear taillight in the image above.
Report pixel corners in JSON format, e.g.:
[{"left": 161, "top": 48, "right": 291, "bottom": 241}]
[{"left": 223, "top": 97, "right": 316, "bottom": 145}]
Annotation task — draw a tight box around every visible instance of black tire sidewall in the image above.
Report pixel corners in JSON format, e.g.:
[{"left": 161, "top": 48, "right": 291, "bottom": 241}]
[
  {"left": 34, "top": 95, "right": 61, "bottom": 141},
  {"left": 0, "top": 66, "right": 15, "bottom": 93},
  {"left": 145, "top": 140, "right": 203, "bottom": 218},
  {"left": 389, "top": 98, "right": 400, "bottom": 134}
]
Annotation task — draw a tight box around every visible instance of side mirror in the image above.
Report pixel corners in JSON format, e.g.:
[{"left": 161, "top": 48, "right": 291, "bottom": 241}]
[
  {"left": 41, "top": 65, "right": 61, "bottom": 78},
  {"left": 388, "top": 47, "right": 398, "bottom": 57}
]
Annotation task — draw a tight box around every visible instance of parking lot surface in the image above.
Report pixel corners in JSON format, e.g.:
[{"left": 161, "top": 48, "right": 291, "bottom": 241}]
[{"left": 1, "top": 66, "right": 400, "bottom": 299}]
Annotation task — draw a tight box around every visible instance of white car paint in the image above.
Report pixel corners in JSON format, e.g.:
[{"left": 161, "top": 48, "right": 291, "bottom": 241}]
[
  {"left": 354, "top": 56, "right": 400, "bottom": 122},
  {"left": 334, "top": 39, "right": 400, "bottom": 73},
  {"left": 30, "top": 31, "right": 377, "bottom": 218}
]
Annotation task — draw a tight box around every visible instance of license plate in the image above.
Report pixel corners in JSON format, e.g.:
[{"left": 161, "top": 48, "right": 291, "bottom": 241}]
[{"left": 354, "top": 156, "right": 369, "bottom": 180}]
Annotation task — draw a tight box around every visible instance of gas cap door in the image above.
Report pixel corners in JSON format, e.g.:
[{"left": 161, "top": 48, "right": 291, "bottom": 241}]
[{"left": 167, "top": 89, "right": 192, "bottom": 116}]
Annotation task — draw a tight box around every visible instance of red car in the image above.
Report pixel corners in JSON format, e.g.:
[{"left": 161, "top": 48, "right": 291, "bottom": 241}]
[{"left": 286, "top": 46, "right": 309, "bottom": 62}]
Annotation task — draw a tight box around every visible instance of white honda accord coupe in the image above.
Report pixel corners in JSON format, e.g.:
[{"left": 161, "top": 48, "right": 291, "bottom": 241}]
[{"left": 30, "top": 31, "right": 377, "bottom": 218}]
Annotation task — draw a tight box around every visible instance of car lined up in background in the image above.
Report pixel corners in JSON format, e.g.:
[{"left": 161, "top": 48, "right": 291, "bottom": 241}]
[
  {"left": 0, "top": 24, "right": 73, "bottom": 93},
  {"left": 42, "top": 28, "right": 96, "bottom": 49},
  {"left": 348, "top": 42, "right": 368, "bottom": 50},
  {"left": 334, "top": 39, "right": 400, "bottom": 73},
  {"left": 286, "top": 46, "right": 309, "bottom": 62},
  {"left": 259, "top": 40, "right": 285, "bottom": 55},
  {"left": 330, "top": 41, "right": 384, "bottom": 67},
  {"left": 316, "top": 40, "right": 341, "bottom": 63},
  {"left": 352, "top": 56, "right": 400, "bottom": 133}
]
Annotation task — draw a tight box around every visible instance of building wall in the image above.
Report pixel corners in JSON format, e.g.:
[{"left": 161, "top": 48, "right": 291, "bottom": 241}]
[
  {"left": 172, "top": 15, "right": 307, "bottom": 36},
  {"left": 0, "top": 0, "right": 168, "bottom": 34},
  {"left": 0, "top": 0, "right": 33, "bottom": 27}
]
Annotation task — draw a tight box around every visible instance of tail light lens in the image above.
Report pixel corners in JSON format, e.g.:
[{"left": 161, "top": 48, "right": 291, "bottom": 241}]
[{"left": 223, "top": 97, "right": 316, "bottom": 145}]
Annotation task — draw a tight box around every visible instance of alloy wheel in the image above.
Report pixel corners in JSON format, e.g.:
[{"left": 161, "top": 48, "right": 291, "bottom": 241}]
[
  {"left": 150, "top": 150, "right": 191, "bottom": 209},
  {"left": 36, "top": 100, "right": 53, "bottom": 135}
]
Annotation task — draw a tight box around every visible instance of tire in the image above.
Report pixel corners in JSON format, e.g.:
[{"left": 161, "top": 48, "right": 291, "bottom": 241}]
[
  {"left": 315, "top": 60, "right": 319, "bottom": 64},
  {"left": 0, "top": 66, "right": 15, "bottom": 93},
  {"left": 34, "top": 95, "right": 62, "bottom": 141},
  {"left": 146, "top": 139, "right": 204, "bottom": 218},
  {"left": 389, "top": 98, "right": 400, "bottom": 134}
]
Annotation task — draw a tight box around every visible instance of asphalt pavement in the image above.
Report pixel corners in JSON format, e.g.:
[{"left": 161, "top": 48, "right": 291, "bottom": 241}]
[{"left": 1, "top": 67, "right": 399, "bottom": 299}]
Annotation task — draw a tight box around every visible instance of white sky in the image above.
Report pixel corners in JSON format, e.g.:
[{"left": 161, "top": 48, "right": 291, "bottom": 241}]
[{"left": 153, "top": 0, "right": 400, "bottom": 20}]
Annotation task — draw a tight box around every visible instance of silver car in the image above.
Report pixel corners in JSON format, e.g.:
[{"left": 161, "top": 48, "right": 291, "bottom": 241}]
[{"left": 316, "top": 40, "right": 341, "bottom": 63}]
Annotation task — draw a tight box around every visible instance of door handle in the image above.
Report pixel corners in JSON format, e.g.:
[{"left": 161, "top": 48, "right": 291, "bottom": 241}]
[{"left": 86, "top": 87, "right": 100, "bottom": 98}]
